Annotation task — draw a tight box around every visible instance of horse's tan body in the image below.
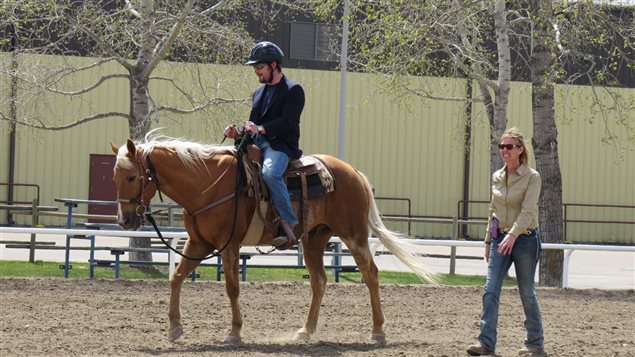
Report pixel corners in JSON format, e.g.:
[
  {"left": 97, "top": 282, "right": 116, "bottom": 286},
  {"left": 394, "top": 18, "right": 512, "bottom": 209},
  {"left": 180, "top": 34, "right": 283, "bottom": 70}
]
[{"left": 111, "top": 137, "right": 434, "bottom": 344}]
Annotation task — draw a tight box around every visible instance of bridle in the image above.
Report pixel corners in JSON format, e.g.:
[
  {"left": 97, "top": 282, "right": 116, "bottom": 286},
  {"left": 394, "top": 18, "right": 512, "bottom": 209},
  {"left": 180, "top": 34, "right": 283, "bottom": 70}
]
[
  {"left": 116, "top": 145, "right": 247, "bottom": 261},
  {"left": 116, "top": 150, "right": 162, "bottom": 223}
]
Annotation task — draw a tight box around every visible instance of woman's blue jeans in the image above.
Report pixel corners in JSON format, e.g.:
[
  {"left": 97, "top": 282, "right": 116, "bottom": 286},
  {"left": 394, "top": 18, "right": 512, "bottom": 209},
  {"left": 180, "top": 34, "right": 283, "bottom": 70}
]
[
  {"left": 253, "top": 135, "right": 298, "bottom": 226},
  {"left": 478, "top": 230, "right": 544, "bottom": 351}
]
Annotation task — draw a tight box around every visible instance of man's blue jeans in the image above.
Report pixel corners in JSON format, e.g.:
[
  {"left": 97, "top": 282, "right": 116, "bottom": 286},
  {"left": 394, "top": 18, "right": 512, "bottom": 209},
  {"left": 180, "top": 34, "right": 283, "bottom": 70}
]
[
  {"left": 253, "top": 135, "right": 298, "bottom": 226},
  {"left": 478, "top": 230, "right": 544, "bottom": 351}
]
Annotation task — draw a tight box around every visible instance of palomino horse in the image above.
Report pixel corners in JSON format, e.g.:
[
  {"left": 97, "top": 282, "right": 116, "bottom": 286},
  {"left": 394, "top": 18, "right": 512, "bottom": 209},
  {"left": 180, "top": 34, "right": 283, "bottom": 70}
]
[{"left": 110, "top": 134, "right": 435, "bottom": 344}]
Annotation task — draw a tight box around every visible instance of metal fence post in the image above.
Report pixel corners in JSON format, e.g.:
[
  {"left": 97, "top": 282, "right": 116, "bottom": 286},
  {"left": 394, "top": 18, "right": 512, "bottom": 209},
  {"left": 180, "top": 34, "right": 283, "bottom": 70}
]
[
  {"left": 449, "top": 216, "right": 457, "bottom": 275},
  {"left": 28, "top": 199, "right": 38, "bottom": 262},
  {"left": 333, "top": 242, "right": 342, "bottom": 283},
  {"left": 297, "top": 243, "right": 304, "bottom": 267}
]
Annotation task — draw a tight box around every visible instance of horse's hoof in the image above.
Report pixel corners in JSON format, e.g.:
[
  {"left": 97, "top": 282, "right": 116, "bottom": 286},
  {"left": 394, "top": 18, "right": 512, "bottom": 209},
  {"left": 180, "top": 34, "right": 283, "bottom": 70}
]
[
  {"left": 293, "top": 330, "right": 311, "bottom": 341},
  {"left": 369, "top": 333, "right": 386, "bottom": 344},
  {"left": 223, "top": 335, "right": 241, "bottom": 345},
  {"left": 168, "top": 326, "right": 184, "bottom": 342}
]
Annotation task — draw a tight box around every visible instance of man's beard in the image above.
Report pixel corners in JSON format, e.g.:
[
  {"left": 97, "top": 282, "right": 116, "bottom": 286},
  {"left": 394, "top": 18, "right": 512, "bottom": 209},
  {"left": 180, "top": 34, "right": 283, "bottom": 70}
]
[{"left": 259, "top": 71, "right": 272, "bottom": 84}]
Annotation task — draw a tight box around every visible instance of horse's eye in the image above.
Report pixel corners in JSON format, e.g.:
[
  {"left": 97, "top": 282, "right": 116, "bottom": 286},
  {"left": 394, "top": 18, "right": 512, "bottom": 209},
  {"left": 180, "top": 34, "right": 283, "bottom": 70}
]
[{"left": 127, "top": 176, "right": 136, "bottom": 183}]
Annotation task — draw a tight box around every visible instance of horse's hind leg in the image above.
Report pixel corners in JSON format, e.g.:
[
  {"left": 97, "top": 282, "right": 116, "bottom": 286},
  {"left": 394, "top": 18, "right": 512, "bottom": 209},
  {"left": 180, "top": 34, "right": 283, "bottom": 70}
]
[
  {"left": 294, "top": 225, "right": 331, "bottom": 341},
  {"left": 344, "top": 233, "right": 386, "bottom": 343},
  {"left": 167, "top": 241, "right": 206, "bottom": 342}
]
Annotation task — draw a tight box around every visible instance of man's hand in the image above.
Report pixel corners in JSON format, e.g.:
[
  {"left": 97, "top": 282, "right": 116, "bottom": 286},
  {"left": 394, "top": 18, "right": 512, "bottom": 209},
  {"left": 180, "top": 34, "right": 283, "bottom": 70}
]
[
  {"left": 244, "top": 121, "right": 259, "bottom": 135},
  {"left": 223, "top": 125, "right": 240, "bottom": 139}
]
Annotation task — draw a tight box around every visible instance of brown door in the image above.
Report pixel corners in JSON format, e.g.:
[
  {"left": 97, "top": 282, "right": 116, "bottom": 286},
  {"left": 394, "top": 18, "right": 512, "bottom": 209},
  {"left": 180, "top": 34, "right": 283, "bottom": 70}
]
[{"left": 88, "top": 154, "right": 117, "bottom": 222}]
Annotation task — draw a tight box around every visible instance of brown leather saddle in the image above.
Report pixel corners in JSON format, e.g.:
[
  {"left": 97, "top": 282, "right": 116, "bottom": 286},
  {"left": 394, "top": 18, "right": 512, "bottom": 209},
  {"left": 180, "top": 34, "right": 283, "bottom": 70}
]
[
  {"left": 243, "top": 144, "right": 335, "bottom": 200},
  {"left": 241, "top": 144, "right": 335, "bottom": 245}
]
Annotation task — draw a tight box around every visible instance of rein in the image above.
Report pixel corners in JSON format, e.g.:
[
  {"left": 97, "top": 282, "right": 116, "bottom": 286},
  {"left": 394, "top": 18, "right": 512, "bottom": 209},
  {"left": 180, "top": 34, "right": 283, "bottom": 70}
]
[{"left": 139, "top": 135, "right": 250, "bottom": 261}]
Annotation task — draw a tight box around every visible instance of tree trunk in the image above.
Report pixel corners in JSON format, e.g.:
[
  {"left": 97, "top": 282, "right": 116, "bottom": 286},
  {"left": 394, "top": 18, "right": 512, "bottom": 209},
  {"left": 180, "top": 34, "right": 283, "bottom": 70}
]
[
  {"left": 128, "top": 70, "right": 153, "bottom": 264},
  {"left": 489, "top": 0, "right": 512, "bottom": 176},
  {"left": 530, "top": 0, "right": 564, "bottom": 287},
  {"left": 126, "top": 0, "right": 159, "bottom": 265},
  {"left": 480, "top": 84, "right": 503, "bottom": 176}
]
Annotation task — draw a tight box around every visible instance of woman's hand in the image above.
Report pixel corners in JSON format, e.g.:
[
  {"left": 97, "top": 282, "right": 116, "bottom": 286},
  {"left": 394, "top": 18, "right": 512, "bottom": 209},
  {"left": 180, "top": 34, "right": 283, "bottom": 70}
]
[{"left": 497, "top": 233, "right": 517, "bottom": 255}]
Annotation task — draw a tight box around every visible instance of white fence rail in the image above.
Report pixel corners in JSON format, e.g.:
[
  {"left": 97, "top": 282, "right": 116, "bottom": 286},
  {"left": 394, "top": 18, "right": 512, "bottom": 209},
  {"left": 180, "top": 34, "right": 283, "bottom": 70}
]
[
  {"left": 1, "top": 227, "right": 633, "bottom": 288},
  {"left": 1, "top": 227, "right": 186, "bottom": 278}
]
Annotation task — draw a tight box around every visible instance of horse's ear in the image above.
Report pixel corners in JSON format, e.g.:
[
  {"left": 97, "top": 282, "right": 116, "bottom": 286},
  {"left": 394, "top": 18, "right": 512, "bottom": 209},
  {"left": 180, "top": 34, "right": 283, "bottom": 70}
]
[
  {"left": 110, "top": 141, "right": 119, "bottom": 154},
  {"left": 126, "top": 139, "right": 137, "bottom": 158}
]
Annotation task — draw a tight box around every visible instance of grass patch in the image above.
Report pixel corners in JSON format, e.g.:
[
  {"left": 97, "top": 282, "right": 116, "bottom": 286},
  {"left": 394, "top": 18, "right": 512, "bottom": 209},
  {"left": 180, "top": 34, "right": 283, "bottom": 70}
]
[{"left": 0, "top": 260, "right": 516, "bottom": 286}]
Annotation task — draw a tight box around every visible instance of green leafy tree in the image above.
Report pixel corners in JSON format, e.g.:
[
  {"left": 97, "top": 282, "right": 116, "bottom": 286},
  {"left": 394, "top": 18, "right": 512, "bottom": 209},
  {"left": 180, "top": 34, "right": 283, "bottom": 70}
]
[
  {"left": 529, "top": 0, "right": 633, "bottom": 286},
  {"left": 311, "top": 0, "right": 634, "bottom": 287}
]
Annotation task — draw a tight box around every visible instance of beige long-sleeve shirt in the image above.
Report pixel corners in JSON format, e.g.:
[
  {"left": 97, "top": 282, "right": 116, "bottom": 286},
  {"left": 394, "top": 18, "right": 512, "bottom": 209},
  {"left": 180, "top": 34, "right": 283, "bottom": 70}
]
[{"left": 485, "top": 164, "right": 541, "bottom": 243}]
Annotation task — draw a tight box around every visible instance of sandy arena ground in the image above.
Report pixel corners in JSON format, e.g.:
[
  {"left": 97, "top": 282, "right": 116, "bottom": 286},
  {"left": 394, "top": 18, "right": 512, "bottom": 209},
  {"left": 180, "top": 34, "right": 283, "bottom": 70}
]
[{"left": 0, "top": 278, "right": 633, "bottom": 357}]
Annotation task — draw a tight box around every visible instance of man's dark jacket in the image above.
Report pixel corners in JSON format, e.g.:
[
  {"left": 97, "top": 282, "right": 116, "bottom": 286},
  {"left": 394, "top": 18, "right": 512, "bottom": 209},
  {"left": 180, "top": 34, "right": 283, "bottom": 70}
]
[{"left": 249, "top": 75, "right": 305, "bottom": 159}]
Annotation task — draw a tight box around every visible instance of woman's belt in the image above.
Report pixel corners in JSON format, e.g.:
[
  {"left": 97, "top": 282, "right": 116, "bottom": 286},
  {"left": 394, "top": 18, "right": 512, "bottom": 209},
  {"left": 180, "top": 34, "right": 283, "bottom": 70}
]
[{"left": 499, "top": 228, "right": 537, "bottom": 236}]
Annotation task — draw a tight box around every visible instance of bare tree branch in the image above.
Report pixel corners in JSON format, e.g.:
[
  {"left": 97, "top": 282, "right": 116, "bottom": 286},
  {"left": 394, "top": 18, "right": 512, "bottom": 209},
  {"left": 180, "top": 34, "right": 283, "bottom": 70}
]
[
  {"left": 37, "top": 74, "right": 130, "bottom": 96},
  {"left": 156, "top": 98, "right": 251, "bottom": 115},
  {"left": 142, "top": 0, "right": 196, "bottom": 78},
  {"left": 201, "top": 0, "right": 230, "bottom": 15},
  {"left": 0, "top": 112, "right": 131, "bottom": 130},
  {"left": 124, "top": 0, "right": 141, "bottom": 18}
]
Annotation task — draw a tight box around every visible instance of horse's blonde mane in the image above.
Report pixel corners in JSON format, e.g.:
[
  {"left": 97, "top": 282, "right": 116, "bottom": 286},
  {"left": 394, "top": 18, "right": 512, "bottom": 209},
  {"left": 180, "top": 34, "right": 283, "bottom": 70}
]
[{"left": 115, "top": 130, "right": 236, "bottom": 172}]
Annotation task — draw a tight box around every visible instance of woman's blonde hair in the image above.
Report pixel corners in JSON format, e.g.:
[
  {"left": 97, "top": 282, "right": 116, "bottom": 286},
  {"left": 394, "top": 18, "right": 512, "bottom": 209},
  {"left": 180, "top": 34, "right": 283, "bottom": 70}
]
[{"left": 501, "top": 127, "right": 529, "bottom": 164}]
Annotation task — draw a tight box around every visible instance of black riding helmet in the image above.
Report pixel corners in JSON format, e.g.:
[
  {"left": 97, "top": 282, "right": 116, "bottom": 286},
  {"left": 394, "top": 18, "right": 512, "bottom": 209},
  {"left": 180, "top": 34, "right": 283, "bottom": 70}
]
[{"left": 245, "top": 41, "right": 284, "bottom": 65}]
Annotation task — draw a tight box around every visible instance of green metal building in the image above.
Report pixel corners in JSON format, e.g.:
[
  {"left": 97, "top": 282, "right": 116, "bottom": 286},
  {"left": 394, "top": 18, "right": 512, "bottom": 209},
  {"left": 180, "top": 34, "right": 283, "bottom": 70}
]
[{"left": 1, "top": 53, "right": 633, "bottom": 244}]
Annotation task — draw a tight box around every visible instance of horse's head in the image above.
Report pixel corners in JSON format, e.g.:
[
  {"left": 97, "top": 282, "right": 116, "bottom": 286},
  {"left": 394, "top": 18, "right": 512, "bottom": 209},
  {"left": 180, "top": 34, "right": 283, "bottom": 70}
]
[{"left": 110, "top": 139, "right": 158, "bottom": 230}]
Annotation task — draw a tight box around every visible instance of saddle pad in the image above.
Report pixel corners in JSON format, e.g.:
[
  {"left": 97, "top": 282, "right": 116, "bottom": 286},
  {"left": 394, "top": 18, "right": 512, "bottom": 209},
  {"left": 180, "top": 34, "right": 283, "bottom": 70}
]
[
  {"left": 287, "top": 173, "right": 325, "bottom": 201},
  {"left": 242, "top": 200, "right": 268, "bottom": 246},
  {"left": 285, "top": 156, "right": 335, "bottom": 201}
]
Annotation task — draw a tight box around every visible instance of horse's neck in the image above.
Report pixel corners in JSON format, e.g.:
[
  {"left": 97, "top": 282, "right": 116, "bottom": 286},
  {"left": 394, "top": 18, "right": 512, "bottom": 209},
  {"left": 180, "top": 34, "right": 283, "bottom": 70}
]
[{"left": 152, "top": 150, "right": 236, "bottom": 211}]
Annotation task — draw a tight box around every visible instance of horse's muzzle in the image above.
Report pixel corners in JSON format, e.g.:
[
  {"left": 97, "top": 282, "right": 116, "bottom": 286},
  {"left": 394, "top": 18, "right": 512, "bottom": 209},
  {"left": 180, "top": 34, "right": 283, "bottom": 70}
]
[{"left": 118, "top": 209, "right": 142, "bottom": 230}]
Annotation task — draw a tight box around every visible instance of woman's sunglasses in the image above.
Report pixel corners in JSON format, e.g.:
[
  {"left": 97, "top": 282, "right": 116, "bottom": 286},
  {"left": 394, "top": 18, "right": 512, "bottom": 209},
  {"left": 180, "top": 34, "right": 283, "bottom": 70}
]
[{"left": 498, "top": 144, "right": 520, "bottom": 150}]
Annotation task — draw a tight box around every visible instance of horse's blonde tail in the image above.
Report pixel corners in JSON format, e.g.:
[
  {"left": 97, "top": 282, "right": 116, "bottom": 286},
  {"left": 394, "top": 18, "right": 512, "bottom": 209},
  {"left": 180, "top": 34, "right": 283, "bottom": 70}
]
[{"left": 358, "top": 171, "right": 438, "bottom": 284}]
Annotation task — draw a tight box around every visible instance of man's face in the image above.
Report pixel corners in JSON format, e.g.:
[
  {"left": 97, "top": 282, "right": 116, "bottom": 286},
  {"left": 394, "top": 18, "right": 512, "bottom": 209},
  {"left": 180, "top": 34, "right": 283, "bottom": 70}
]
[{"left": 253, "top": 62, "right": 273, "bottom": 83}]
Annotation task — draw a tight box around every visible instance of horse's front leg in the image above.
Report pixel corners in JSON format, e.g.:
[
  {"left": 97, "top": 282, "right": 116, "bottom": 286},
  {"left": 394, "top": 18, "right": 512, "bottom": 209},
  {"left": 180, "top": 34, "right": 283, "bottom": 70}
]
[
  {"left": 221, "top": 250, "right": 243, "bottom": 344},
  {"left": 167, "top": 239, "right": 210, "bottom": 342},
  {"left": 168, "top": 253, "right": 202, "bottom": 342}
]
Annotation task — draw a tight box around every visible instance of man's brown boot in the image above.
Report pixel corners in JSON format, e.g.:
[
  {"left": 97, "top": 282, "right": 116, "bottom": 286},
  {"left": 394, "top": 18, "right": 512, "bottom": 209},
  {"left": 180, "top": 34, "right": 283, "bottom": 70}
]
[{"left": 272, "top": 220, "right": 297, "bottom": 249}]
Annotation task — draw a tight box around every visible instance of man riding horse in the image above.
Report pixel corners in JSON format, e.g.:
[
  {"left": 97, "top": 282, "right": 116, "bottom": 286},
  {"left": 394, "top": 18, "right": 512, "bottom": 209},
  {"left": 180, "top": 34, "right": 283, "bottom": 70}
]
[{"left": 223, "top": 41, "right": 305, "bottom": 249}]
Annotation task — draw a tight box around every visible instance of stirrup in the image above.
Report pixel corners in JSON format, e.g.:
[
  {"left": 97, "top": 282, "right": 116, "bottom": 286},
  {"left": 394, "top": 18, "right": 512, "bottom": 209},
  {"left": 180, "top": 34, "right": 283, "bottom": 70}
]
[
  {"left": 272, "top": 235, "right": 294, "bottom": 247},
  {"left": 272, "top": 219, "right": 297, "bottom": 248}
]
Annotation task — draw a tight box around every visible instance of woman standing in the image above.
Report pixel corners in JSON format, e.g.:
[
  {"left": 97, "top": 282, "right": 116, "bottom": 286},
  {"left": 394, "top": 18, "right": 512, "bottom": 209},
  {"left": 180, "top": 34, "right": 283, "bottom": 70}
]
[{"left": 467, "top": 127, "right": 545, "bottom": 356}]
